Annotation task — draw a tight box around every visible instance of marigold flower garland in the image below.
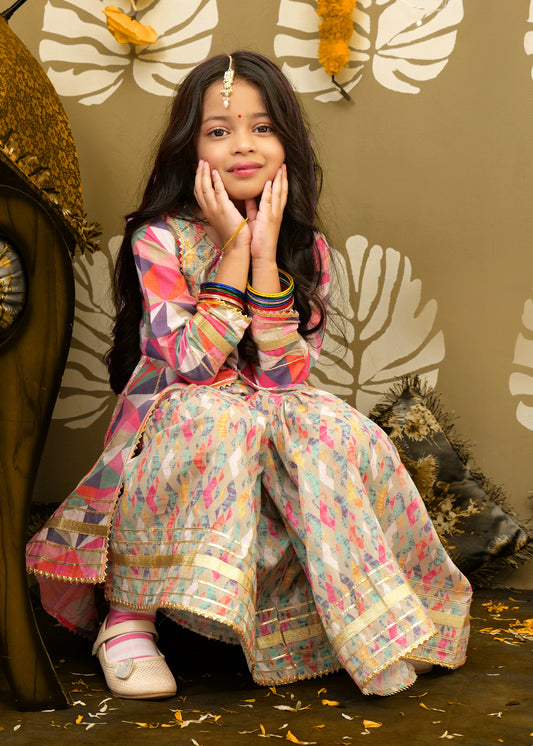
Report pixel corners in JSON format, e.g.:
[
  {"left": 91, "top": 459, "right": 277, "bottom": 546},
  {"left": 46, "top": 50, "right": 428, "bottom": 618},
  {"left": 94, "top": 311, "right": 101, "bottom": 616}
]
[{"left": 316, "top": 0, "right": 356, "bottom": 100}]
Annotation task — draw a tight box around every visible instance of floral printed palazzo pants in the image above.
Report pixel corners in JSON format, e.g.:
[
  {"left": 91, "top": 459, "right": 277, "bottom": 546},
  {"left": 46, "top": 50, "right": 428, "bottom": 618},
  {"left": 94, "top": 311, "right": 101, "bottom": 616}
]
[{"left": 106, "top": 383, "right": 471, "bottom": 696}]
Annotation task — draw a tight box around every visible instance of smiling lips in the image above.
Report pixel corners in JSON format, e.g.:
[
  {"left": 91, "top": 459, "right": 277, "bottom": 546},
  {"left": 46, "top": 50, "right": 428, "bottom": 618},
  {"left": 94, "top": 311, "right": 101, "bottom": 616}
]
[{"left": 228, "top": 161, "right": 262, "bottom": 177}]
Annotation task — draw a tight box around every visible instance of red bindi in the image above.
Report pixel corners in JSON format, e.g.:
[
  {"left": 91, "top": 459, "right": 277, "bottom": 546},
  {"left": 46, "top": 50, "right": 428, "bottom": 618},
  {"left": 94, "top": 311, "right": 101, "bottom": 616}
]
[{"left": 238, "top": 114, "right": 242, "bottom": 118}]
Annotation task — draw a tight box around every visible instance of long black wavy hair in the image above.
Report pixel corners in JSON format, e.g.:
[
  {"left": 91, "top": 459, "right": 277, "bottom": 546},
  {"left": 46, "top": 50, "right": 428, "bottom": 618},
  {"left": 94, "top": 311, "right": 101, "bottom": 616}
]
[{"left": 106, "top": 50, "right": 328, "bottom": 395}]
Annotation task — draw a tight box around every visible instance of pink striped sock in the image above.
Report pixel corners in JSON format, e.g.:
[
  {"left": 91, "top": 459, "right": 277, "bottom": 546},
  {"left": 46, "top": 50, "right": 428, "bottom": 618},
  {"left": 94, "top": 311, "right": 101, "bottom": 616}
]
[{"left": 105, "top": 606, "right": 158, "bottom": 663}]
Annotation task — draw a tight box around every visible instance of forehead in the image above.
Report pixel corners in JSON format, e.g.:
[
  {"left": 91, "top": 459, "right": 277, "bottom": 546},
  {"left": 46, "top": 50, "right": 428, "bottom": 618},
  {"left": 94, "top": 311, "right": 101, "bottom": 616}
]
[{"left": 202, "top": 77, "right": 267, "bottom": 117}]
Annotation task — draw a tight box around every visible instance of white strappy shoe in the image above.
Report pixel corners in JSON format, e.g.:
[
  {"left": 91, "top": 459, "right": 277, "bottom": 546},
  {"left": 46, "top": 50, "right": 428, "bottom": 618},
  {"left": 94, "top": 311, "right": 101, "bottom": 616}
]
[{"left": 92, "top": 616, "right": 177, "bottom": 699}]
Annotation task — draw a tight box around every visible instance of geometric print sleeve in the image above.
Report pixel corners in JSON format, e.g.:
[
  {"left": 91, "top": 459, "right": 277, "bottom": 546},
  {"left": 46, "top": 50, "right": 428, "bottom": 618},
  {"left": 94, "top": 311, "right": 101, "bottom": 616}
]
[
  {"left": 133, "top": 218, "right": 251, "bottom": 385},
  {"left": 241, "top": 233, "right": 331, "bottom": 389}
]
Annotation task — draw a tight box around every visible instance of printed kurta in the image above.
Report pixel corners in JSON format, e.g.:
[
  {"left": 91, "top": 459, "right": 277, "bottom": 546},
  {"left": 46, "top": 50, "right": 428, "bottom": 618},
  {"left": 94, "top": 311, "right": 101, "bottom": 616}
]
[{"left": 27, "top": 216, "right": 471, "bottom": 695}]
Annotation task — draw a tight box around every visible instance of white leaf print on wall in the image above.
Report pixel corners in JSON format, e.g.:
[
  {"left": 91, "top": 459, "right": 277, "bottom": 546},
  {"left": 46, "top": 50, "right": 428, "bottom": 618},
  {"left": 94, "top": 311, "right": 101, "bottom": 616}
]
[
  {"left": 52, "top": 237, "right": 119, "bottom": 428},
  {"left": 39, "top": 0, "right": 218, "bottom": 105},
  {"left": 309, "top": 235, "right": 444, "bottom": 413},
  {"left": 53, "top": 234, "right": 443, "bottom": 425},
  {"left": 274, "top": 0, "right": 464, "bottom": 101},
  {"left": 509, "top": 291, "right": 533, "bottom": 431},
  {"left": 524, "top": 0, "right": 533, "bottom": 79}
]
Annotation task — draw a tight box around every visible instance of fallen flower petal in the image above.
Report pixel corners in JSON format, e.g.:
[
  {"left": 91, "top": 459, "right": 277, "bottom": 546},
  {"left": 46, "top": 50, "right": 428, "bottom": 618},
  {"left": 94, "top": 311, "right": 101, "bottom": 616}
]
[
  {"left": 438, "top": 732, "right": 464, "bottom": 740},
  {"left": 321, "top": 699, "right": 340, "bottom": 706},
  {"left": 420, "top": 702, "right": 446, "bottom": 712},
  {"left": 274, "top": 701, "right": 311, "bottom": 712},
  {"left": 509, "top": 618, "right": 533, "bottom": 639},
  {"left": 362, "top": 720, "right": 382, "bottom": 728},
  {"left": 285, "top": 730, "right": 317, "bottom": 744}
]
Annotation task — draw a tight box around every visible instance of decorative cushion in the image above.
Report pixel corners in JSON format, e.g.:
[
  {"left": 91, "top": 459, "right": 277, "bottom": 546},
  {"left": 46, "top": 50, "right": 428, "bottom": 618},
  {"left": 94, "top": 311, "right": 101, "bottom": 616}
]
[
  {"left": 369, "top": 376, "right": 532, "bottom": 586},
  {"left": 0, "top": 234, "right": 27, "bottom": 341}
]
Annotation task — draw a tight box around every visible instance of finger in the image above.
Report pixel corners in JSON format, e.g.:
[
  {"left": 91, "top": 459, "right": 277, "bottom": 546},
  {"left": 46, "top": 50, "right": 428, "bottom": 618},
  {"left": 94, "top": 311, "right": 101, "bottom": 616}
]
[
  {"left": 279, "top": 164, "right": 289, "bottom": 210},
  {"left": 194, "top": 160, "right": 209, "bottom": 208},
  {"left": 201, "top": 159, "right": 215, "bottom": 193},
  {"left": 269, "top": 167, "right": 287, "bottom": 215},
  {"left": 198, "top": 160, "right": 219, "bottom": 211},
  {"left": 245, "top": 198, "right": 258, "bottom": 223},
  {"left": 271, "top": 164, "right": 288, "bottom": 213},
  {"left": 195, "top": 159, "right": 209, "bottom": 194},
  {"left": 258, "top": 180, "right": 272, "bottom": 212},
  {"left": 270, "top": 168, "right": 282, "bottom": 201},
  {"left": 211, "top": 168, "right": 229, "bottom": 199}
]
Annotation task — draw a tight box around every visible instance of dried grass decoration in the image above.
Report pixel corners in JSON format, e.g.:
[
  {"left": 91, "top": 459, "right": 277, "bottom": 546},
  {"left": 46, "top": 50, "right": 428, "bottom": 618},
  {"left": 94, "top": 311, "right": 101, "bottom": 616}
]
[{"left": 316, "top": 0, "right": 356, "bottom": 100}]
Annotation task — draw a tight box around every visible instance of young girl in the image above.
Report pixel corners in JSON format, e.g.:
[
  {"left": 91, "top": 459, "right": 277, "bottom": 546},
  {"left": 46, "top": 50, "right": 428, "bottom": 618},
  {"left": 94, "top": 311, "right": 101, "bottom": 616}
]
[{"left": 27, "top": 51, "right": 471, "bottom": 699}]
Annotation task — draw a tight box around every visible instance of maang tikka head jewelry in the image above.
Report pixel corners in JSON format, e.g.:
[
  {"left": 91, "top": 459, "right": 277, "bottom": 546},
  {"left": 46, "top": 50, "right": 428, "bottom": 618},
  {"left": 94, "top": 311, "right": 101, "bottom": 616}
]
[{"left": 220, "top": 54, "right": 234, "bottom": 108}]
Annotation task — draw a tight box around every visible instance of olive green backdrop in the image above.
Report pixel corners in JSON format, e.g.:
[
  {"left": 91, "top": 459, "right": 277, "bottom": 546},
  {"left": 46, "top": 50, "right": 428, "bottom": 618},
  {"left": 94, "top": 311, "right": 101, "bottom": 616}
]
[{"left": 10, "top": 0, "right": 532, "bottom": 586}]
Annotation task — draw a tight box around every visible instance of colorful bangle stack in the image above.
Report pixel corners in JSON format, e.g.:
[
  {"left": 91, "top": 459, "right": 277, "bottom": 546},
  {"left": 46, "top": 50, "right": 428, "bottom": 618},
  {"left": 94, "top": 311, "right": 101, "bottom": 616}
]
[
  {"left": 246, "top": 269, "right": 294, "bottom": 312},
  {"left": 199, "top": 281, "right": 246, "bottom": 313}
]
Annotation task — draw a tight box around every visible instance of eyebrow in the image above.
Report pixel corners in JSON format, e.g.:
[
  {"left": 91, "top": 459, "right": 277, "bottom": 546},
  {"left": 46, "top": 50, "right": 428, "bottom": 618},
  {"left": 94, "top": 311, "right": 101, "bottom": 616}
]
[{"left": 201, "top": 112, "right": 270, "bottom": 124}]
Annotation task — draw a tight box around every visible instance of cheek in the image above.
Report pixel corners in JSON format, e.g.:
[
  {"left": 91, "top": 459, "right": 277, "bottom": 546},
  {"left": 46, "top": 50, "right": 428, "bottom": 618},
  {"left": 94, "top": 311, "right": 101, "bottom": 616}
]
[{"left": 196, "top": 138, "right": 220, "bottom": 166}]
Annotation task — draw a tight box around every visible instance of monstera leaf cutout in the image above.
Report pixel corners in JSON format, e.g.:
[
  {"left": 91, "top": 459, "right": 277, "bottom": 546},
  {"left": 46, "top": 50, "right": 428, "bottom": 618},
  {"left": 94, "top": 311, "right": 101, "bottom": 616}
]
[
  {"left": 55, "top": 231, "right": 445, "bottom": 426},
  {"left": 309, "top": 235, "right": 445, "bottom": 414},
  {"left": 52, "top": 237, "right": 118, "bottom": 428},
  {"left": 509, "top": 290, "right": 533, "bottom": 431},
  {"left": 524, "top": 0, "right": 533, "bottom": 80},
  {"left": 274, "top": 0, "right": 464, "bottom": 101},
  {"left": 39, "top": 0, "right": 218, "bottom": 104}
]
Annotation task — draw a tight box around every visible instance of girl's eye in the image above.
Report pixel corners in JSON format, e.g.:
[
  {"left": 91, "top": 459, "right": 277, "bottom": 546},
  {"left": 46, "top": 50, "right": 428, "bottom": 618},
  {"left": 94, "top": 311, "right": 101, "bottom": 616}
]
[
  {"left": 255, "top": 124, "right": 272, "bottom": 134},
  {"left": 209, "top": 127, "right": 227, "bottom": 137}
]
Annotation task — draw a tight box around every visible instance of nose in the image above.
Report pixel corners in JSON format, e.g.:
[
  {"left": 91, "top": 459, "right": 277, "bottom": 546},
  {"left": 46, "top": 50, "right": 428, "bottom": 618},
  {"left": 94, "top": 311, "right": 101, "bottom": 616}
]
[{"left": 231, "top": 127, "right": 255, "bottom": 154}]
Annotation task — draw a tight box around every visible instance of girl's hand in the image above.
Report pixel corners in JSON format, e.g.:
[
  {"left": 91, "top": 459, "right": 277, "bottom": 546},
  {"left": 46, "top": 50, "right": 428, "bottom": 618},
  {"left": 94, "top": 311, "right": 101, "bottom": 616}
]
[
  {"left": 245, "top": 164, "right": 288, "bottom": 264},
  {"left": 194, "top": 160, "right": 251, "bottom": 250}
]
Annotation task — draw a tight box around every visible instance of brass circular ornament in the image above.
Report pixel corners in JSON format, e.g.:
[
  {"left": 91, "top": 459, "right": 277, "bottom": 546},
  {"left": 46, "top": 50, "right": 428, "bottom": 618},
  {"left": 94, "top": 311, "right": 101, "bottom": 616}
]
[{"left": 0, "top": 233, "right": 27, "bottom": 341}]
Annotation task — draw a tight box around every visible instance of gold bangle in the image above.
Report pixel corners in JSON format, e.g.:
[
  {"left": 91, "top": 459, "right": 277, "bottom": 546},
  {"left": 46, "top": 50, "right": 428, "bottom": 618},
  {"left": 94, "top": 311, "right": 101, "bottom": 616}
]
[
  {"left": 221, "top": 218, "right": 248, "bottom": 252},
  {"left": 246, "top": 270, "right": 294, "bottom": 298}
]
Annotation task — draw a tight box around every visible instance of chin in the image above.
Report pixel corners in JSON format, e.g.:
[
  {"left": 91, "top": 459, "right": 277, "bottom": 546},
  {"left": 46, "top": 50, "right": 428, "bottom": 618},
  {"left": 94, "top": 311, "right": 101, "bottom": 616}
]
[
  {"left": 224, "top": 179, "right": 269, "bottom": 204},
  {"left": 227, "top": 189, "right": 262, "bottom": 203}
]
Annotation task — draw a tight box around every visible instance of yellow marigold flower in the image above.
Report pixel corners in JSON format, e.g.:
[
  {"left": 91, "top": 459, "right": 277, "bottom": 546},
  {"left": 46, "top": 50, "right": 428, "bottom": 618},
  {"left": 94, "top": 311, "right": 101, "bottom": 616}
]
[
  {"left": 317, "top": 0, "right": 355, "bottom": 16},
  {"left": 318, "top": 38, "right": 351, "bottom": 77},
  {"left": 319, "top": 16, "right": 354, "bottom": 42},
  {"left": 316, "top": 0, "right": 356, "bottom": 81},
  {"left": 104, "top": 5, "right": 158, "bottom": 46}
]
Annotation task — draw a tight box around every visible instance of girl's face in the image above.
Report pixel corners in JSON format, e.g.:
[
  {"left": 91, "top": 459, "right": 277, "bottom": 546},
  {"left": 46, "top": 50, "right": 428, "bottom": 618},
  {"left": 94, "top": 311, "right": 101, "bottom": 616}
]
[{"left": 196, "top": 77, "right": 285, "bottom": 203}]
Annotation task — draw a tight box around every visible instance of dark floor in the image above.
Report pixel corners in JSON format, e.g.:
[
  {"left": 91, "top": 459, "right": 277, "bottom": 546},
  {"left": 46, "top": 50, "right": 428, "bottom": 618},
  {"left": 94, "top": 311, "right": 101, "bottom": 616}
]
[{"left": 1, "top": 589, "right": 532, "bottom": 746}]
